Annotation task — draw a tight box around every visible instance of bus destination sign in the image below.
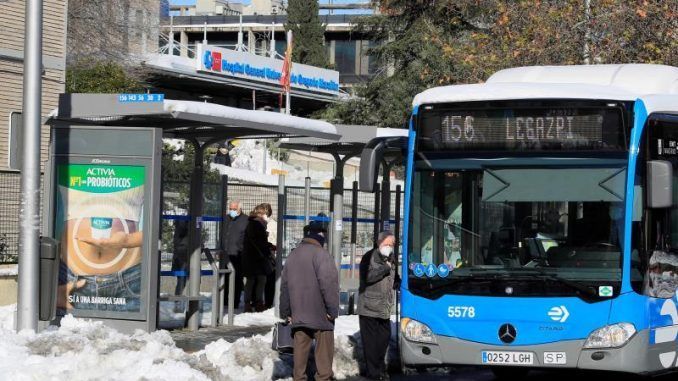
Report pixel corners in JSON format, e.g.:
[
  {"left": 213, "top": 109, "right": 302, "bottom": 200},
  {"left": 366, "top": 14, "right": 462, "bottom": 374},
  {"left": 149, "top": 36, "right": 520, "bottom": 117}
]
[{"left": 419, "top": 107, "right": 624, "bottom": 151}]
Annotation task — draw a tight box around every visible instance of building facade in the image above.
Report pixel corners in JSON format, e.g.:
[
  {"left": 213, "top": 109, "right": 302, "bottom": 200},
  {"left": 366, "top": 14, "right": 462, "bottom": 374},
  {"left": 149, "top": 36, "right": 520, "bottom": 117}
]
[
  {"left": 0, "top": 0, "right": 68, "bottom": 170},
  {"left": 166, "top": 3, "right": 377, "bottom": 88},
  {"left": 67, "top": 0, "right": 162, "bottom": 65}
]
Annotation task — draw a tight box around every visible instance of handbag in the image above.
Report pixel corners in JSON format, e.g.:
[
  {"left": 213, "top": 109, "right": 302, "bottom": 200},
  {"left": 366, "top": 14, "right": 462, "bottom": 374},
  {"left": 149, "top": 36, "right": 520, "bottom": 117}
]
[{"left": 271, "top": 322, "right": 294, "bottom": 353}]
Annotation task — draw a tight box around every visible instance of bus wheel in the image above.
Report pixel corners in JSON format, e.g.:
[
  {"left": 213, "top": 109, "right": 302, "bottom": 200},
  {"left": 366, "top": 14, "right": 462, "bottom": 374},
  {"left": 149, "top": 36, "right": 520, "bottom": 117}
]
[{"left": 491, "top": 367, "right": 529, "bottom": 379}]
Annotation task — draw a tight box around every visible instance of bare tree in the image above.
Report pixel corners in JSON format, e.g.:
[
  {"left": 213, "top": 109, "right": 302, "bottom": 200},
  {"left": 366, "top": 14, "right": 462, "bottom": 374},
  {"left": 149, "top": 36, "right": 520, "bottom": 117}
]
[{"left": 67, "top": 0, "right": 162, "bottom": 67}]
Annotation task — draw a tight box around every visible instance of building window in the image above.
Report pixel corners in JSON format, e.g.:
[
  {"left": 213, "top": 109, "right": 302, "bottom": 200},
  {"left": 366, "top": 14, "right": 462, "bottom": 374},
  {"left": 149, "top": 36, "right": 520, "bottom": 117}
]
[
  {"left": 8, "top": 112, "right": 22, "bottom": 170},
  {"left": 135, "top": 10, "right": 144, "bottom": 38},
  {"left": 334, "top": 40, "right": 356, "bottom": 75},
  {"left": 275, "top": 39, "right": 287, "bottom": 58}
]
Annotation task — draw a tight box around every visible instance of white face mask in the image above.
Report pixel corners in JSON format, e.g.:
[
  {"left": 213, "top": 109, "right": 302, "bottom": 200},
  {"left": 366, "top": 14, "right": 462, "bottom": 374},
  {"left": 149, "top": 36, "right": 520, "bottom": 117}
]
[{"left": 379, "top": 246, "right": 393, "bottom": 257}]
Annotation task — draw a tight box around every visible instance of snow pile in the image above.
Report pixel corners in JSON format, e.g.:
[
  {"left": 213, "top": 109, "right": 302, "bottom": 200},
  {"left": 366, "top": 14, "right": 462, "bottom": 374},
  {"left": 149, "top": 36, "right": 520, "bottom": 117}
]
[
  {"left": 202, "top": 332, "right": 292, "bottom": 381},
  {"left": 0, "top": 303, "right": 372, "bottom": 380},
  {"left": 202, "top": 316, "right": 364, "bottom": 381},
  {"left": 0, "top": 304, "right": 15, "bottom": 330},
  {"left": 233, "top": 308, "right": 281, "bottom": 327},
  {"left": 0, "top": 265, "right": 18, "bottom": 277},
  {"left": 0, "top": 315, "right": 217, "bottom": 381}
]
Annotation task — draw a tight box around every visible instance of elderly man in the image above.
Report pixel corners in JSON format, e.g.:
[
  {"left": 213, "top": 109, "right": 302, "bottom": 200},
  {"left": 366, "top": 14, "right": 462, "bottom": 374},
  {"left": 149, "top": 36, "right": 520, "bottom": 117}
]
[
  {"left": 222, "top": 200, "right": 248, "bottom": 309},
  {"left": 358, "top": 231, "right": 396, "bottom": 381},
  {"left": 280, "top": 220, "right": 339, "bottom": 381}
]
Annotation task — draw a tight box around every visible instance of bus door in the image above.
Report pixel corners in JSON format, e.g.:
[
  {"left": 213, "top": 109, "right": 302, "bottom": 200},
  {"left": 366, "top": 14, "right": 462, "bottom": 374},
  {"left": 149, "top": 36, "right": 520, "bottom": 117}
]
[{"left": 643, "top": 113, "right": 678, "bottom": 371}]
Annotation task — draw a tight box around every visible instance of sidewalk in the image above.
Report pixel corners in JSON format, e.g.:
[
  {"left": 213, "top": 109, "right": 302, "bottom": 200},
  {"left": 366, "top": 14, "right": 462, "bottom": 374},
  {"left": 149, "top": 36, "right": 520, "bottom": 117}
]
[{"left": 171, "top": 324, "right": 273, "bottom": 353}]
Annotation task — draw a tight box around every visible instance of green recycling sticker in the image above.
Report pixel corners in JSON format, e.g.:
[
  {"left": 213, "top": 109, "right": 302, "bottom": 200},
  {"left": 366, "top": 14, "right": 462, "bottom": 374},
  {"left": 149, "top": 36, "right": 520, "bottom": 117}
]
[{"left": 599, "top": 286, "right": 613, "bottom": 297}]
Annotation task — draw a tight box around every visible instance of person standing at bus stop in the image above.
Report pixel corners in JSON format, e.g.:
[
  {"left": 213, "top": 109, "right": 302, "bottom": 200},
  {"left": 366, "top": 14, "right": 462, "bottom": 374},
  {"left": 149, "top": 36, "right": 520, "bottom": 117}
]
[
  {"left": 358, "top": 231, "right": 396, "bottom": 381},
  {"left": 243, "top": 204, "right": 273, "bottom": 312},
  {"left": 280, "top": 220, "right": 339, "bottom": 381},
  {"left": 262, "top": 202, "right": 277, "bottom": 309},
  {"left": 222, "top": 200, "right": 247, "bottom": 309}
]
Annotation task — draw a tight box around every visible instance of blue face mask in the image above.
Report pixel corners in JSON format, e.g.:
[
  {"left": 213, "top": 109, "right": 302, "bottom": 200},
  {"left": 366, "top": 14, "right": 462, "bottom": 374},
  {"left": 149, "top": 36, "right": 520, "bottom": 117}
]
[{"left": 228, "top": 210, "right": 239, "bottom": 219}]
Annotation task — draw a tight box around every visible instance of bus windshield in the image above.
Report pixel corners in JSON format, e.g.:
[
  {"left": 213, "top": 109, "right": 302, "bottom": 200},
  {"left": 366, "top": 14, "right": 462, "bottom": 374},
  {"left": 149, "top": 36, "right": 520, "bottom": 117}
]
[{"left": 408, "top": 167, "right": 626, "bottom": 300}]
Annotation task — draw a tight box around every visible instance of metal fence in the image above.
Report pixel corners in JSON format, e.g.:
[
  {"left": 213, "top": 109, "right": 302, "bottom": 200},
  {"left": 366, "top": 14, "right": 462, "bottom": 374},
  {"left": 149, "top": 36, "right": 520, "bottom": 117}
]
[
  {"left": 0, "top": 170, "right": 401, "bottom": 285},
  {"left": 0, "top": 170, "right": 44, "bottom": 264},
  {"left": 158, "top": 177, "right": 402, "bottom": 293}
]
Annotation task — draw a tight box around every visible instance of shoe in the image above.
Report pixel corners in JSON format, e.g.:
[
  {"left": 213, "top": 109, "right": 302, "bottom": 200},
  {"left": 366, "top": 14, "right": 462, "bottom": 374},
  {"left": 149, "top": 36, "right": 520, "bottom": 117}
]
[
  {"left": 244, "top": 303, "right": 253, "bottom": 313},
  {"left": 254, "top": 302, "right": 265, "bottom": 312}
]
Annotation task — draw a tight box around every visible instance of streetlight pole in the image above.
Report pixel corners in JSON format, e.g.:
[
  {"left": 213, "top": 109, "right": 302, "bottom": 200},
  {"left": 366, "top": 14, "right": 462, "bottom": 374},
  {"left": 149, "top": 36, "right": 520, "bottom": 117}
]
[{"left": 17, "top": 0, "right": 43, "bottom": 331}]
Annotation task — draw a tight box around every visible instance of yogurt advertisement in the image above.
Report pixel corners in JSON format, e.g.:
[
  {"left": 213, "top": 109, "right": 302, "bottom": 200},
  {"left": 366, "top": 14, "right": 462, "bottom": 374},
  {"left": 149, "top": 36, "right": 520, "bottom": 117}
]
[{"left": 55, "top": 164, "right": 145, "bottom": 315}]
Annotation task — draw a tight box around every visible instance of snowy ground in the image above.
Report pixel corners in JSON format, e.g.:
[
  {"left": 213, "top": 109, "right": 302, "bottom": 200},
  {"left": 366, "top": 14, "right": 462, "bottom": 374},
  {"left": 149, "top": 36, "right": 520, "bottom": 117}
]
[{"left": 0, "top": 304, "right": 386, "bottom": 381}]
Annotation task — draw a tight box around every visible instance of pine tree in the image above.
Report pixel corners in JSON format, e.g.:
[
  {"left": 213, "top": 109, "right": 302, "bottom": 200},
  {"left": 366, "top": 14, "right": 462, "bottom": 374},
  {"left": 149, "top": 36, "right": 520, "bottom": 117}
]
[{"left": 285, "top": 0, "right": 329, "bottom": 68}]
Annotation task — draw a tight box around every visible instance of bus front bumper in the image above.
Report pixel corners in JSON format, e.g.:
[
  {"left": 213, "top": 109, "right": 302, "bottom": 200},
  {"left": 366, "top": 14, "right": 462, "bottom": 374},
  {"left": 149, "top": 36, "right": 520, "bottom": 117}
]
[{"left": 400, "top": 330, "right": 652, "bottom": 374}]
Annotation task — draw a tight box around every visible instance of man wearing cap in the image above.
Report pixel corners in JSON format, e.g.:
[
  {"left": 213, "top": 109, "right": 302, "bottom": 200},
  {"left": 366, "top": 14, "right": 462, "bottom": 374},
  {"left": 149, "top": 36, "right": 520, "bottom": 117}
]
[{"left": 280, "top": 219, "right": 339, "bottom": 381}]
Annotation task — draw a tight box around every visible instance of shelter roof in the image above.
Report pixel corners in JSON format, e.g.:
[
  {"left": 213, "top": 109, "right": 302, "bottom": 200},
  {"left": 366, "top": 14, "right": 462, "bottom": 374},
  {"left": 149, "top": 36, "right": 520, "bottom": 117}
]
[{"left": 47, "top": 94, "right": 340, "bottom": 141}]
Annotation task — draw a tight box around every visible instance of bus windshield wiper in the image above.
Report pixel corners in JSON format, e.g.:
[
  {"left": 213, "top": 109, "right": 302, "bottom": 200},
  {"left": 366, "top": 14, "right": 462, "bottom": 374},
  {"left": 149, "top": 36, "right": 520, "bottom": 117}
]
[
  {"left": 533, "top": 273, "right": 599, "bottom": 300},
  {"left": 466, "top": 269, "right": 600, "bottom": 300}
]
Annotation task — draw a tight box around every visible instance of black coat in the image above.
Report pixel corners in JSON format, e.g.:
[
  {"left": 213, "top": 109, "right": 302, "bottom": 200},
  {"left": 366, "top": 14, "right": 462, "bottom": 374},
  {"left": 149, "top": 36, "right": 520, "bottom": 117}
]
[
  {"left": 242, "top": 216, "right": 273, "bottom": 277},
  {"left": 222, "top": 213, "right": 249, "bottom": 257}
]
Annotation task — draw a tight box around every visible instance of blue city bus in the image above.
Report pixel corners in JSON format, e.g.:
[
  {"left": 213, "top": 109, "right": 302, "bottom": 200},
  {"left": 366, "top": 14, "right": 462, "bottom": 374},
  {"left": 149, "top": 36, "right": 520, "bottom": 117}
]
[{"left": 360, "top": 64, "right": 678, "bottom": 376}]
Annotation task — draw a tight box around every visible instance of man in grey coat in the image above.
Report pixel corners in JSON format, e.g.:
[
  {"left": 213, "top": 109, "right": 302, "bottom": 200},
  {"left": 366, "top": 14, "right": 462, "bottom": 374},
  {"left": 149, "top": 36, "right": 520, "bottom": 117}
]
[
  {"left": 358, "top": 231, "right": 396, "bottom": 380},
  {"left": 280, "top": 221, "right": 339, "bottom": 381}
]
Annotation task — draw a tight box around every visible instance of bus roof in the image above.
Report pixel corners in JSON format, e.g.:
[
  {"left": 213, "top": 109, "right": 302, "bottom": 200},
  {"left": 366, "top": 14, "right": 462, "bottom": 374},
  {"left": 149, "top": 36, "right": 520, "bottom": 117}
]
[{"left": 412, "top": 64, "right": 678, "bottom": 107}]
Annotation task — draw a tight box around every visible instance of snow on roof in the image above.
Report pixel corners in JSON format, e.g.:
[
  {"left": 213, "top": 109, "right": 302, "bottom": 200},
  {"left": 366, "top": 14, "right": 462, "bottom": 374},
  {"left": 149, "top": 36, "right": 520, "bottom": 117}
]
[
  {"left": 46, "top": 94, "right": 340, "bottom": 140},
  {"left": 413, "top": 64, "right": 678, "bottom": 107},
  {"left": 280, "top": 125, "right": 408, "bottom": 150},
  {"left": 376, "top": 127, "right": 409, "bottom": 138},
  {"left": 164, "top": 99, "right": 340, "bottom": 140}
]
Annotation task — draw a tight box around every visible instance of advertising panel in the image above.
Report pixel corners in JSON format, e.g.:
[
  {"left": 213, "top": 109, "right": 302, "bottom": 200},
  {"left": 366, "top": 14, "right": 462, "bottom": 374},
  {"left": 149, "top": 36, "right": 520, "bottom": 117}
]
[{"left": 55, "top": 163, "right": 146, "bottom": 316}]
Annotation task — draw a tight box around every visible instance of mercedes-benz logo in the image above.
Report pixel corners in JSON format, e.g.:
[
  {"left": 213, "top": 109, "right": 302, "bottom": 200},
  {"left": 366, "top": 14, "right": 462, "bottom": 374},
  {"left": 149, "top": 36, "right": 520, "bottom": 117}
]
[{"left": 499, "top": 323, "right": 517, "bottom": 344}]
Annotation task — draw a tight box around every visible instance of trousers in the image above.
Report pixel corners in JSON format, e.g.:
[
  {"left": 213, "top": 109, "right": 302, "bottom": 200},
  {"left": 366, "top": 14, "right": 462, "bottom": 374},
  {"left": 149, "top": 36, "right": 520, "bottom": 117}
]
[
  {"left": 359, "top": 315, "right": 391, "bottom": 379},
  {"left": 293, "top": 328, "right": 334, "bottom": 381}
]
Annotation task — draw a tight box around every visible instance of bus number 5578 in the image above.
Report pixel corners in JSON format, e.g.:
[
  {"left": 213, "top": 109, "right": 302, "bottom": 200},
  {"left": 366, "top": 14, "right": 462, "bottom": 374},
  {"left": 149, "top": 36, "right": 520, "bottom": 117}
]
[{"left": 448, "top": 306, "right": 476, "bottom": 318}]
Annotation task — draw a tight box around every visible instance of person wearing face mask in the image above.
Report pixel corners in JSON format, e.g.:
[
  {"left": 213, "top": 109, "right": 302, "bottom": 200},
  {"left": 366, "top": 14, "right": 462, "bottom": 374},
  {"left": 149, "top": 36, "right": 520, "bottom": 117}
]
[
  {"left": 222, "top": 200, "right": 248, "bottom": 309},
  {"left": 280, "top": 219, "right": 339, "bottom": 381},
  {"left": 358, "top": 231, "right": 396, "bottom": 381}
]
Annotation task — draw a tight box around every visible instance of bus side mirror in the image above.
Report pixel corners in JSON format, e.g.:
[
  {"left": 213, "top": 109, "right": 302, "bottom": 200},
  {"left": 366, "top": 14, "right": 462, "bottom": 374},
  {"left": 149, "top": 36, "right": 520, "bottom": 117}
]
[
  {"left": 359, "top": 140, "right": 385, "bottom": 193},
  {"left": 647, "top": 160, "right": 673, "bottom": 208}
]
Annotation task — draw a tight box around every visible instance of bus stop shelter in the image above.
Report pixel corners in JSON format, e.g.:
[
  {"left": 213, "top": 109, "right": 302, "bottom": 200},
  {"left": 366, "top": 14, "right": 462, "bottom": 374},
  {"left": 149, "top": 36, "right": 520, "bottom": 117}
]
[
  {"left": 43, "top": 93, "right": 339, "bottom": 332},
  {"left": 279, "top": 126, "right": 408, "bottom": 284}
]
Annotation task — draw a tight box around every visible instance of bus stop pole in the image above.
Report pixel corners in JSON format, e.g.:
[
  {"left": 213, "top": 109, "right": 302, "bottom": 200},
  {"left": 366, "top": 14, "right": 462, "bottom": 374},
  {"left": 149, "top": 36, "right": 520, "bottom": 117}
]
[
  {"left": 332, "top": 192, "right": 343, "bottom": 275},
  {"left": 16, "top": 0, "right": 43, "bottom": 331},
  {"left": 394, "top": 185, "right": 402, "bottom": 345},
  {"left": 350, "top": 181, "right": 358, "bottom": 278},
  {"left": 373, "top": 183, "right": 380, "bottom": 246},
  {"left": 187, "top": 142, "right": 204, "bottom": 331},
  {"left": 304, "top": 177, "right": 311, "bottom": 225},
  {"left": 274, "top": 175, "right": 285, "bottom": 317}
]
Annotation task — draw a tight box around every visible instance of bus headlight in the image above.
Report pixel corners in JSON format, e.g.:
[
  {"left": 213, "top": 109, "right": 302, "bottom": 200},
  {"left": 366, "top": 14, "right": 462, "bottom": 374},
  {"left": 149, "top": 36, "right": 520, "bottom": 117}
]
[
  {"left": 583, "top": 323, "right": 636, "bottom": 349},
  {"left": 401, "top": 318, "right": 436, "bottom": 344}
]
